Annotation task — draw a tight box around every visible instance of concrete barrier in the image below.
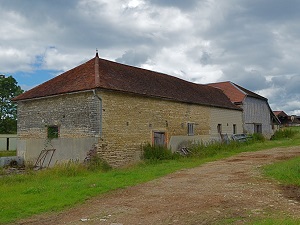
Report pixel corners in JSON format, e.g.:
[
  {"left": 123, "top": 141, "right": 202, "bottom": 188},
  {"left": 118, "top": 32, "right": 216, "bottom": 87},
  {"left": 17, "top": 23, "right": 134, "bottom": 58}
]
[{"left": 0, "top": 134, "right": 17, "bottom": 151}]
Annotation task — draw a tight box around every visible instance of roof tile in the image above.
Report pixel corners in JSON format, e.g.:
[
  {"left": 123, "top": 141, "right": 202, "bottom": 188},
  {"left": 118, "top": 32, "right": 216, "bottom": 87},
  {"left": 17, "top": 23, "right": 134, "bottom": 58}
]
[
  {"left": 208, "top": 81, "right": 266, "bottom": 103},
  {"left": 14, "top": 55, "right": 240, "bottom": 111}
]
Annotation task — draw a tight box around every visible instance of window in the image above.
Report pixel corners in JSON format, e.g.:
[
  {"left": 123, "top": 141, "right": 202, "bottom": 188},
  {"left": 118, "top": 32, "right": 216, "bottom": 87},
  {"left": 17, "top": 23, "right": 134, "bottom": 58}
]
[
  {"left": 254, "top": 124, "right": 262, "bottom": 134},
  {"left": 233, "top": 124, "right": 237, "bottom": 134},
  {"left": 217, "top": 124, "right": 222, "bottom": 134},
  {"left": 153, "top": 131, "right": 166, "bottom": 146},
  {"left": 47, "top": 125, "right": 59, "bottom": 139},
  {"left": 187, "top": 123, "right": 194, "bottom": 136}
]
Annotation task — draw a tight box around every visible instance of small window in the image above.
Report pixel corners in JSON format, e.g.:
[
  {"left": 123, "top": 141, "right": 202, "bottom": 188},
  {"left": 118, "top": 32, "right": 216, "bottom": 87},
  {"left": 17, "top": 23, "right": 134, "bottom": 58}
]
[
  {"left": 187, "top": 123, "right": 194, "bottom": 136},
  {"left": 254, "top": 124, "right": 262, "bottom": 134},
  {"left": 233, "top": 124, "right": 236, "bottom": 134},
  {"left": 217, "top": 124, "right": 222, "bottom": 134},
  {"left": 47, "top": 126, "right": 59, "bottom": 139}
]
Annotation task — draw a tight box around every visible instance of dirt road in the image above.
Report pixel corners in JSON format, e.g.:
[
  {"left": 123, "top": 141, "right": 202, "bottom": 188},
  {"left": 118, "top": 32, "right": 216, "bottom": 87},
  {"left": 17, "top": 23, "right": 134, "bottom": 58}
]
[{"left": 17, "top": 147, "right": 300, "bottom": 225}]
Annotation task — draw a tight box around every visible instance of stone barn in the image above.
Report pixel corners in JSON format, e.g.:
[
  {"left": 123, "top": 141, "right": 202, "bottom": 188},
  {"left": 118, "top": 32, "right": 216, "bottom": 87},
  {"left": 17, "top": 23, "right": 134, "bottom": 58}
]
[{"left": 13, "top": 53, "right": 243, "bottom": 167}]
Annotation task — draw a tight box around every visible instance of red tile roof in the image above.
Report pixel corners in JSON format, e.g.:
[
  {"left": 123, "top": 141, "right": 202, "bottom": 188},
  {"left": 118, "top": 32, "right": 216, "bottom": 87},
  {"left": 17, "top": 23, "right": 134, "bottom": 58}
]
[
  {"left": 208, "top": 81, "right": 267, "bottom": 104},
  {"left": 273, "top": 111, "right": 288, "bottom": 117},
  {"left": 13, "top": 54, "right": 241, "bottom": 111}
]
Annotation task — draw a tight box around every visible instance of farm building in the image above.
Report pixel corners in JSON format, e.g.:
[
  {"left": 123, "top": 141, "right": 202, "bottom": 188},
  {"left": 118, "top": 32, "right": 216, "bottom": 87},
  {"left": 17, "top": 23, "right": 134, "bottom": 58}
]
[
  {"left": 274, "top": 111, "right": 300, "bottom": 127},
  {"left": 273, "top": 111, "right": 289, "bottom": 126},
  {"left": 13, "top": 53, "right": 243, "bottom": 167},
  {"left": 208, "top": 81, "right": 280, "bottom": 138}
]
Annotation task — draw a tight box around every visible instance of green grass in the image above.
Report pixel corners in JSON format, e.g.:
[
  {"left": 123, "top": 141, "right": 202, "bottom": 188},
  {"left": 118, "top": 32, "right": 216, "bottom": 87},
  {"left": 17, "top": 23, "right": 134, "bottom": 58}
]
[
  {"left": 263, "top": 127, "right": 300, "bottom": 187},
  {"left": 0, "top": 151, "right": 16, "bottom": 157},
  {"left": 0, "top": 159, "right": 208, "bottom": 224},
  {"left": 247, "top": 216, "right": 300, "bottom": 225},
  {"left": 263, "top": 156, "right": 300, "bottom": 186},
  {"left": 1, "top": 128, "right": 300, "bottom": 224},
  {"left": 271, "top": 127, "right": 299, "bottom": 140}
]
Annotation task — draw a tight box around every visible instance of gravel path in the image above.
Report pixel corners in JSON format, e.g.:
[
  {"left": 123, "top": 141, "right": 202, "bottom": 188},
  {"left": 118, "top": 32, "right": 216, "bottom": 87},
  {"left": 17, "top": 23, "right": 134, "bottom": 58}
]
[{"left": 17, "top": 146, "right": 300, "bottom": 225}]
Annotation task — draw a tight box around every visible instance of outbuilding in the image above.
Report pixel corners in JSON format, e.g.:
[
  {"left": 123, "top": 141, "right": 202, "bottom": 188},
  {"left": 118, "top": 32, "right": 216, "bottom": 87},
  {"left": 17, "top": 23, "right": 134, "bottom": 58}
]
[
  {"left": 208, "top": 81, "right": 280, "bottom": 138},
  {"left": 13, "top": 54, "right": 243, "bottom": 167}
]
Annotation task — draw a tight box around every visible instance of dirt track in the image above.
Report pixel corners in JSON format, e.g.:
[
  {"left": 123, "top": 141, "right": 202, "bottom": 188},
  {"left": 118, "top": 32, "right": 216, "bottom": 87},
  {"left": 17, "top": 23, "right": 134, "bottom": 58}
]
[{"left": 17, "top": 147, "right": 300, "bottom": 225}]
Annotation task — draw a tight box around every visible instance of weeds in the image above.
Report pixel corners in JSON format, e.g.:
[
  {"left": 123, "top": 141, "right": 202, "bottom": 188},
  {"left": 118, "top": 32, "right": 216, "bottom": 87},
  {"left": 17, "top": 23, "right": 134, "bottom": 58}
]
[
  {"left": 142, "top": 144, "right": 179, "bottom": 161},
  {"left": 251, "top": 133, "right": 266, "bottom": 142},
  {"left": 271, "top": 128, "right": 299, "bottom": 140},
  {"left": 188, "top": 140, "right": 243, "bottom": 158},
  {"left": 85, "top": 154, "right": 112, "bottom": 172},
  {"left": 0, "top": 150, "right": 16, "bottom": 157}
]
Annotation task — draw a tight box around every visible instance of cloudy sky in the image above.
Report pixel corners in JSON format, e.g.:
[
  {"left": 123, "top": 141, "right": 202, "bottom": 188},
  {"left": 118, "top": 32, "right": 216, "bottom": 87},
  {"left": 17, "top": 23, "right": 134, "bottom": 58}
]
[{"left": 1, "top": 0, "right": 300, "bottom": 115}]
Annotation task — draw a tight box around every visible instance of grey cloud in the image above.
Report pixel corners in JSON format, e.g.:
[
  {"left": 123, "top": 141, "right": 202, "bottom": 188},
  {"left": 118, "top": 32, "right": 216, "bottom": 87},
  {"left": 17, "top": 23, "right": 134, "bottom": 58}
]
[
  {"left": 221, "top": 65, "right": 269, "bottom": 91},
  {"left": 242, "top": 0, "right": 300, "bottom": 22},
  {"left": 146, "top": 0, "right": 202, "bottom": 11},
  {"left": 116, "top": 50, "right": 149, "bottom": 67},
  {"left": 282, "top": 75, "right": 300, "bottom": 94},
  {"left": 200, "top": 51, "right": 212, "bottom": 65},
  {"left": 0, "top": 0, "right": 77, "bottom": 24},
  {"left": 186, "top": 47, "right": 212, "bottom": 65}
]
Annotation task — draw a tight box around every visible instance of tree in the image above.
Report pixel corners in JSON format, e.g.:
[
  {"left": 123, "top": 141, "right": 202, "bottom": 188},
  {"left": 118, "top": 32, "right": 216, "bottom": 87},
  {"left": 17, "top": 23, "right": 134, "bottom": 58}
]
[{"left": 0, "top": 75, "right": 24, "bottom": 134}]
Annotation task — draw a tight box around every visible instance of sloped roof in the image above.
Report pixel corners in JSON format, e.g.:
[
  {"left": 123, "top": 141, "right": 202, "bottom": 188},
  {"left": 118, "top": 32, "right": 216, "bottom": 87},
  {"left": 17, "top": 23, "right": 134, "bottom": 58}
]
[
  {"left": 13, "top": 54, "right": 240, "bottom": 111},
  {"left": 273, "top": 111, "right": 288, "bottom": 117},
  {"left": 208, "top": 81, "right": 267, "bottom": 103},
  {"left": 208, "top": 81, "right": 280, "bottom": 124}
]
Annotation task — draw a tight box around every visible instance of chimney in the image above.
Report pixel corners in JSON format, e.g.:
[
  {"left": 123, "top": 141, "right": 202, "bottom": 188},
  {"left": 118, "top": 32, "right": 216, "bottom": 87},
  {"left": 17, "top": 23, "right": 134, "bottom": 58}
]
[{"left": 95, "top": 50, "right": 100, "bottom": 86}]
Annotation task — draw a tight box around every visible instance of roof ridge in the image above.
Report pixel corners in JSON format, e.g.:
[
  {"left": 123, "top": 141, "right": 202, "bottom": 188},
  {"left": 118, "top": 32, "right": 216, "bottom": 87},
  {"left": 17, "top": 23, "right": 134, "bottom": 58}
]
[
  {"left": 230, "top": 82, "right": 247, "bottom": 96},
  {"left": 98, "top": 57, "right": 202, "bottom": 86},
  {"left": 232, "top": 82, "right": 267, "bottom": 100},
  {"left": 13, "top": 54, "right": 241, "bottom": 111}
]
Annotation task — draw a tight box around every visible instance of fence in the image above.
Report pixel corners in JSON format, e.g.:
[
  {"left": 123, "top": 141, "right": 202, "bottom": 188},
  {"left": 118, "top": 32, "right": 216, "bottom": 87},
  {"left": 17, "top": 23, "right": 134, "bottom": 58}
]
[{"left": 0, "top": 134, "right": 17, "bottom": 151}]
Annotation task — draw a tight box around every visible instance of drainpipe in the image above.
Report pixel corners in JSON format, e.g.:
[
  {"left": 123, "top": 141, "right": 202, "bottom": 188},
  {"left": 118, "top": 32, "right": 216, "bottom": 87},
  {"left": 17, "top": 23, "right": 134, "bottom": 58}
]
[{"left": 93, "top": 89, "right": 102, "bottom": 137}]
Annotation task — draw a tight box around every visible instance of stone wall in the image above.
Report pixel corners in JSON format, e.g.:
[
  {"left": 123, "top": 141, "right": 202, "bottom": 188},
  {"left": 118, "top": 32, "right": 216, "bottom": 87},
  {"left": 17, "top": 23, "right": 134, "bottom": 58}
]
[
  {"left": 17, "top": 91, "right": 100, "bottom": 138},
  {"left": 16, "top": 91, "right": 100, "bottom": 164},
  {"left": 97, "top": 90, "right": 211, "bottom": 167},
  {"left": 17, "top": 89, "right": 243, "bottom": 167}
]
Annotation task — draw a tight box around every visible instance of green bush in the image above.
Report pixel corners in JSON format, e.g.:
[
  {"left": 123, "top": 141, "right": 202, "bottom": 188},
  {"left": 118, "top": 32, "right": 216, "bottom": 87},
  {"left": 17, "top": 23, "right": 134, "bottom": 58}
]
[
  {"left": 271, "top": 128, "right": 298, "bottom": 140},
  {"left": 142, "top": 144, "right": 179, "bottom": 161},
  {"left": 85, "top": 155, "right": 112, "bottom": 172},
  {"left": 251, "top": 133, "right": 265, "bottom": 142}
]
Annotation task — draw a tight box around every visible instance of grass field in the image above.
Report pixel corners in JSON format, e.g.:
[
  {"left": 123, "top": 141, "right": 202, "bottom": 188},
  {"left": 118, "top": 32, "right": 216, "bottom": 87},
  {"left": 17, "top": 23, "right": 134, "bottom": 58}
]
[
  {"left": 264, "top": 156, "right": 300, "bottom": 186},
  {"left": 0, "top": 127, "right": 300, "bottom": 224}
]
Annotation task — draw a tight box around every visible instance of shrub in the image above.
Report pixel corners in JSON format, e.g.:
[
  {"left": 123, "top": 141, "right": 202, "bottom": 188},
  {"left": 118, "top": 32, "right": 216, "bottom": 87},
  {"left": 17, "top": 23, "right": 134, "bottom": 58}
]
[
  {"left": 142, "top": 144, "right": 178, "bottom": 161},
  {"left": 271, "top": 128, "right": 298, "bottom": 140},
  {"left": 251, "top": 133, "right": 265, "bottom": 142},
  {"left": 85, "top": 154, "right": 112, "bottom": 172}
]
